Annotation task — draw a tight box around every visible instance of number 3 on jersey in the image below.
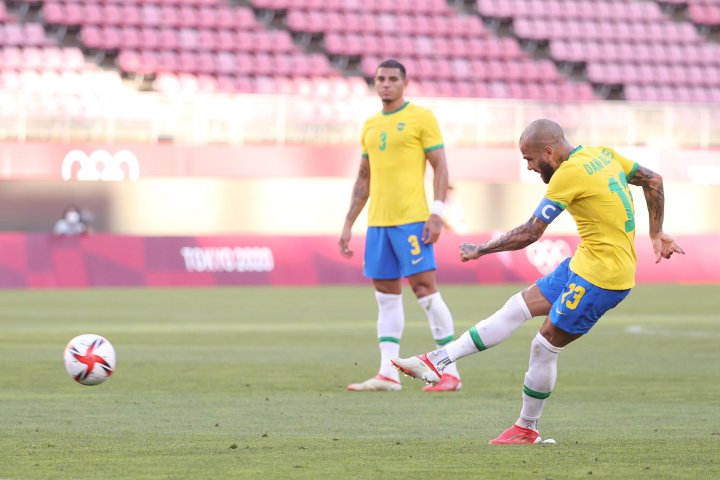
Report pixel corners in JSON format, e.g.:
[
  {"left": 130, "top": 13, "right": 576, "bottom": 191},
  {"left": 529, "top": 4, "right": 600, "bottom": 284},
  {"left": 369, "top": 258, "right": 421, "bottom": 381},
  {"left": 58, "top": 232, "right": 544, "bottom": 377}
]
[{"left": 379, "top": 131, "right": 387, "bottom": 151}]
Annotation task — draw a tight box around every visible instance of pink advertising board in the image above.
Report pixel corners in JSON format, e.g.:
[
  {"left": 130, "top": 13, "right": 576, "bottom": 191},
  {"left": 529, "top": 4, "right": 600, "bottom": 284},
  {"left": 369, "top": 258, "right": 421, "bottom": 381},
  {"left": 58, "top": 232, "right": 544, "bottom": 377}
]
[{"left": 0, "top": 233, "right": 715, "bottom": 289}]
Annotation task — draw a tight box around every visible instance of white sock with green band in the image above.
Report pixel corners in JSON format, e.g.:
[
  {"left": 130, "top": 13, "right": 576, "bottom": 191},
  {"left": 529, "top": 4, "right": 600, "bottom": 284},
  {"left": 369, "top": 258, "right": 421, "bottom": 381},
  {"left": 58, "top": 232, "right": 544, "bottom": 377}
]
[
  {"left": 418, "top": 292, "right": 459, "bottom": 378},
  {"left": 445, "top": 292, "right": 532, "bottom": 362},
  {"left": 376, "top": 291, "right": 404, "bottom": 380},
  {"left": 517, "top": 332, "right": 563, "bottom": 431}
]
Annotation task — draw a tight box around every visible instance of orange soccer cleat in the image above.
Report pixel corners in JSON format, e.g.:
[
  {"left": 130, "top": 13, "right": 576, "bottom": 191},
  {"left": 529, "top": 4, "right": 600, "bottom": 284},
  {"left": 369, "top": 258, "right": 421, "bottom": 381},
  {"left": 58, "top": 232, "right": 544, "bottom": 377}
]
[
  {"left": 489, "top": 424, "right": 541, "bottom": 445},
  {"left": 423, "top": 373, "right": 462, "bottom": 392}
]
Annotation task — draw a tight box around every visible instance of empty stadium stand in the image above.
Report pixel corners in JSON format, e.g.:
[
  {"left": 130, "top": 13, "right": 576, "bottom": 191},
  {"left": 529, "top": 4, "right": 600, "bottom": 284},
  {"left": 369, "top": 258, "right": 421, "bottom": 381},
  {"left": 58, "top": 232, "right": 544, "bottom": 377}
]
[
  {"left": 1, "top": 0, "right": 720, "bottom": 148},
  {"left": 0, "top": 0, "right": 718, "bottom": 103},
  {"left": 478, "top": 0, "right": 720, "bottom": 103}
]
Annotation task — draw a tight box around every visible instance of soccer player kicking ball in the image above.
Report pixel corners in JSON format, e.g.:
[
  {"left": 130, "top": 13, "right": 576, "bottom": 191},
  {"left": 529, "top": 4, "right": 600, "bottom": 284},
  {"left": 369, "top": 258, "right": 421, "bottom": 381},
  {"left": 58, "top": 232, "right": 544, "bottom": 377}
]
[{"left": 392, "top": 119, "right": 684, "bottom": 444}]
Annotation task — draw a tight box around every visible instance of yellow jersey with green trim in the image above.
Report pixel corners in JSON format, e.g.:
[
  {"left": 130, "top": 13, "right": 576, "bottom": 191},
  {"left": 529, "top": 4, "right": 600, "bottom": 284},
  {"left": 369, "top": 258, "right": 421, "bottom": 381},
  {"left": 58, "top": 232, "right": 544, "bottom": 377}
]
[
  {"left": 544, "top": 146, "right": 639, "bottom": 289},
  {"left": 361, "top": 102, "right": 444, "bottom": 226}
]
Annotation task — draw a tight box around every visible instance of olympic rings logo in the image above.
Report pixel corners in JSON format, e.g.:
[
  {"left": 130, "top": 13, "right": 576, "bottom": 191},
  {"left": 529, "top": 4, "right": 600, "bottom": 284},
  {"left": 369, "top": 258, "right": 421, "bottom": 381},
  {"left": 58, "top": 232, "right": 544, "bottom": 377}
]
[{"left": 61, "top": 149, "right": 140, "bottom": 181}]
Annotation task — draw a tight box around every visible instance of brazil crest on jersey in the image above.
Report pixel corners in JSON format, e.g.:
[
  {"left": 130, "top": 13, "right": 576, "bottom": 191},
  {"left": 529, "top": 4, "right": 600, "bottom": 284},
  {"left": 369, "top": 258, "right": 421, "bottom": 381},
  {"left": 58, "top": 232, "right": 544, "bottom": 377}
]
[
  {"left": 534, "top": 146, "right": 639, "bottom": 290},
  {"left": 361, "top": 102, "right": 444, "bottom": 226}
]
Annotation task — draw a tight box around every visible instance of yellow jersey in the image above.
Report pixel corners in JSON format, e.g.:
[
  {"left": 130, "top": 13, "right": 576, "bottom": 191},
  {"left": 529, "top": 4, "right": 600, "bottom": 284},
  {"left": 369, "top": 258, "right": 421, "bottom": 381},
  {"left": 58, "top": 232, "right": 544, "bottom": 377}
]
[
  {"left": 543, "top": 146, "right": 639, "bottom": 289},
  {"left": 361, "top": 102, "right": 444, "bottom": 226}
]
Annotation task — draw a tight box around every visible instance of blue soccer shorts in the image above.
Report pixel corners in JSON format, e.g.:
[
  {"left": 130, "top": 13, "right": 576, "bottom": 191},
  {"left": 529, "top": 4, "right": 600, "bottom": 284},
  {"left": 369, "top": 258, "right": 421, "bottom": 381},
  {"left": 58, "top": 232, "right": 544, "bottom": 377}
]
[
  {"left": 364, "top": 222, "right": 436, "bottom": 280},
  {"left": 536, "top": 258, "right": 631, "bottom": 334}
]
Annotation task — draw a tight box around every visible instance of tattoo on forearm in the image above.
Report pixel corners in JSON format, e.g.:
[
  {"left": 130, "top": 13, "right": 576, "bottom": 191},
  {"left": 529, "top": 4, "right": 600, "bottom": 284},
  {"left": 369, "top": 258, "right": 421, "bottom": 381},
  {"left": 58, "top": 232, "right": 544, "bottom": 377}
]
[
  {"left": 481, "top": 221, "right": 541, "bottom": 254},
  {"left": 643, "top": 182, "right": 664, "bottom": 236},
  {"left": 346, "top": 164, "right": 370, "bottom": 221},
  {"left": 630, "top": 166, "right": 665, "bottom": 236}
]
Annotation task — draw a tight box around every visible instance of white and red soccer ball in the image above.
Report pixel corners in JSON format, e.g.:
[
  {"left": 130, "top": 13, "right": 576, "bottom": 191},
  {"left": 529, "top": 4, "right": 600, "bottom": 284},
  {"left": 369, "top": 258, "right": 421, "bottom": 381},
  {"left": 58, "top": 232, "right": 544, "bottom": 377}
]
[{"left": 64, "top": 334, "right": 116, "bottom": 385}]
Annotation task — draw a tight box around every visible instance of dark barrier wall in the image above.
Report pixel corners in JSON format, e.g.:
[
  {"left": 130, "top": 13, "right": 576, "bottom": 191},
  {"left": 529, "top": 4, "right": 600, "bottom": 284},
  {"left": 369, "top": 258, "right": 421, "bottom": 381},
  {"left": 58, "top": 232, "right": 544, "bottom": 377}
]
[{"left": 0, "top": 233, "right": 715, "bottom": 289}]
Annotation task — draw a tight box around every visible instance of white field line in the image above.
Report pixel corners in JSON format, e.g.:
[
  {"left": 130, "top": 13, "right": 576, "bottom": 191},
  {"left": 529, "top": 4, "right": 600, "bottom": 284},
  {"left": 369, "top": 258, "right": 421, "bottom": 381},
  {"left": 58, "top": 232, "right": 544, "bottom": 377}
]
[{"left": 625, "top": 325, "right": 720, "bottom": 339}]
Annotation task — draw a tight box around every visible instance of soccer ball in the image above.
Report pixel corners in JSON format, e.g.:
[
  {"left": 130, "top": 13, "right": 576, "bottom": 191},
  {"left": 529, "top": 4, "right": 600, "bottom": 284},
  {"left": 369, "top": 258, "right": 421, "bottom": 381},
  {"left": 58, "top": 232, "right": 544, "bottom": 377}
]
[{"left": 63, "top": 334, "right": 116, "bottom": 385}]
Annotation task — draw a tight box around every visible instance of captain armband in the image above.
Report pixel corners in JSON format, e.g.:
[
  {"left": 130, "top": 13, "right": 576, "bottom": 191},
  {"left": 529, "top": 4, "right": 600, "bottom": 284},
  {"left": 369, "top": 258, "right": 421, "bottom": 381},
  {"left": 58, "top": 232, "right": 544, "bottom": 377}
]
[{"left": 533, "top": 197, "right": 564, "bottom": 224}]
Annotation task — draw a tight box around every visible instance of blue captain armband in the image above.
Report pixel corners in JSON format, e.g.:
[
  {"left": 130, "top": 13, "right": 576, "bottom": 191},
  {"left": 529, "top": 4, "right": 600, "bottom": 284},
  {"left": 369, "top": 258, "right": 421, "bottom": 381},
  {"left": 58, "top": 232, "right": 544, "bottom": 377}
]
[{"left": 533, "top": 197, "right": 565, "bottom": 224}]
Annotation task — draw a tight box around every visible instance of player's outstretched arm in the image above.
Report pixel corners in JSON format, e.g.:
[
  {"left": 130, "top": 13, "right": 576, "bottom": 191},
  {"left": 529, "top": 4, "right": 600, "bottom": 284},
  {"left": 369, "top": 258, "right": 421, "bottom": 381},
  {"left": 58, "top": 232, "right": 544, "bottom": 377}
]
[
  {"left": 628, "top": 165, "right": 685, "bottom": 263},
  {"left": 339, "top": 156, "right": 370, "bottom": 259},
  {"left": 460, "top": 216, "right": 548, "bottom": 262}
]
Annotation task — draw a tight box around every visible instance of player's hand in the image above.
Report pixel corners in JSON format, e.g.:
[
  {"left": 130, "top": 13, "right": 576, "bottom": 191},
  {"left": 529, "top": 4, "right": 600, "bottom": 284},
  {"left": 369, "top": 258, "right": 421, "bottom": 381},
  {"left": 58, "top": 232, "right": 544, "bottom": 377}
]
[
  {"left": 651, "top": 233, "right": 684, "bottom": 263},
  {"left": 422, "top": 214, "right": 443, "bottom": 244},
  {"left": 460, "top": 242, "right": 483, "bottom": 262},
  {"left": 339, "top": 227, "right": 354, "bottom": 258}
]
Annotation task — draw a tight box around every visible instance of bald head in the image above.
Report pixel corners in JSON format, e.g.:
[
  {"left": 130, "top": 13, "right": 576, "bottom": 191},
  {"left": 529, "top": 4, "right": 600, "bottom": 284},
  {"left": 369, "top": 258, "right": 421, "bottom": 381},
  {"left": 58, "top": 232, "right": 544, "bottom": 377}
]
[
  {"left": 519, "top": 119, "right": 566, "bottom": 149},
  {"left": 519, "top": 119, "right": 575, "bottom": 184}
]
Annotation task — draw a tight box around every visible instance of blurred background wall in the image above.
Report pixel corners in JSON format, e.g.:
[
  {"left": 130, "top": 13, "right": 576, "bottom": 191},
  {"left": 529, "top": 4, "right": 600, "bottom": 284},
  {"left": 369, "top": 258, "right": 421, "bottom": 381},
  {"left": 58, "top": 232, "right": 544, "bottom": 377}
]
[{"left": 0, "top": 0, "right": 719, "bottom": 237}]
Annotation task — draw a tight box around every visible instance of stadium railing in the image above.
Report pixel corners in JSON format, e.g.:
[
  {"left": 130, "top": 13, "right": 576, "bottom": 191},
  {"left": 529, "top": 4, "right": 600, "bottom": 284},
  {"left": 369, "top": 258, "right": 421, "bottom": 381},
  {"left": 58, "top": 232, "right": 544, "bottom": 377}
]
[{"left": 0, "top": 90, "right": 718, "bottom": 148}]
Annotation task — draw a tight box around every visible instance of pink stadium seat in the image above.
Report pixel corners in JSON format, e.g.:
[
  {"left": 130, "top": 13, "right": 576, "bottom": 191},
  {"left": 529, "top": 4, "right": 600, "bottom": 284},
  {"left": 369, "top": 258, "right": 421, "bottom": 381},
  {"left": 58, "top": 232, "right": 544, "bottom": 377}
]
[
  {"left": 159, "top": 6, "right": 179, "bottom": 28},
  {"left": 25, "top": 23, "right": 49, "bottom": 47},
  {"left": 197, "top": 7, "right": 219, "bottom": 29},
  {"left": 118, "top": 26, "right": 142, "bottom": 50},
  {"left": 100, "top": 4, "right": 123, "bottom": 27},
  {"left": 178, "top": 28, "right": 200, "bottom": 51},
  {"left": 119, "top": 5, "right": 142, "bottom": 27},
  {"left": 138, "top": 28, "right": 161, "bottom": 50},
  {"left": 214, "top": 29, "right": 235, "bottom": 51},
  {"left": 140, "top": 5, "right": 162, "bottom": 28},
  {"left": 252, "top": 52, "right": 273, "bottom": 76},
  {"left": 215, "top": 75, "right": 236, "bottom": 93},
  {"left": 196, "top": 51, "right": 215, "bottom": 75},
  {"left": 79, "top": 25, "right": 101, "bottom": 50},
  {"left": 0, "top": 46, "right": 21, "bottom": 69},
  {"left": 158, "top": 28, "right": 180, "bottom": 51},
  {"left": 82, "top": 4, "right": 103, "bottom": 26},
  {"left": 176, "top": 51, "right": 199, "bottom": 74},
  {"left": 217, "top": 52, "right": 237, "bottom": 75},
  {"left": 1, "top": 24, "right": 19, "bottom": 46},
  {"left": 117, "top": 50, "right": 140, "bottom": 73},
  {"left": 233, "top": 8, "right": 258, "bottom": 30},
  {"left": 156, "top": 51, "right": 179, "bottom": 72}
]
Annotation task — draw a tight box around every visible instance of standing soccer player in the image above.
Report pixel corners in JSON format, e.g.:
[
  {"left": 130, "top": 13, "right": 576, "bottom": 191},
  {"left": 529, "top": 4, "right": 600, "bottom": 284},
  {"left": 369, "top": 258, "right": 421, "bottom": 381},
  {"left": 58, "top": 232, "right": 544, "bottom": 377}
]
[
  {"left": 393, "top": 119, "right": 684, "bottom": 440},
  {"left": 339, "top": 59, "right": 461, "bottom": 392}
]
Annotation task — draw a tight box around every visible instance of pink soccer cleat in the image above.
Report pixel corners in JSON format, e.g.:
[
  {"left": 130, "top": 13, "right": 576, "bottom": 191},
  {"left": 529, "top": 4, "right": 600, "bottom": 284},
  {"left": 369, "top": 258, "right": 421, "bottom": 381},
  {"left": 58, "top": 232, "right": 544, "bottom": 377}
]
[
  {"left": 489, "top": 424, "right": 541, "bottom": 445},
  {"left": 423, "top": 373, "right": 462, "bottom": 392},
  {"left": 391, "top": 354, "right": 442, "bottom": 384}
]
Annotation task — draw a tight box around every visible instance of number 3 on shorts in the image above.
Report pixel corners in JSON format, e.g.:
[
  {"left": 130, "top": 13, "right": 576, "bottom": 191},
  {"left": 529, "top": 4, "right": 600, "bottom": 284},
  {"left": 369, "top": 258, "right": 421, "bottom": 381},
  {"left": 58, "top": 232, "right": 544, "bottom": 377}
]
[
  {"left": 560, "top": 283, "right": 586, "bottom": 310},
  {"left": 407, "top": 235, "right": 421, "bottom": 255}
]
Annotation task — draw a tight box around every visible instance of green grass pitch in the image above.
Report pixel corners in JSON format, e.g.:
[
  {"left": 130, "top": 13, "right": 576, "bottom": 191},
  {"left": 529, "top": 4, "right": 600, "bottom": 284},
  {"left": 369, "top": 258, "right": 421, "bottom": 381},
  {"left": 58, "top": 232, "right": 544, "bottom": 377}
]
[{"left": 0, "top": 284, "right": 717, "bottom": 479}]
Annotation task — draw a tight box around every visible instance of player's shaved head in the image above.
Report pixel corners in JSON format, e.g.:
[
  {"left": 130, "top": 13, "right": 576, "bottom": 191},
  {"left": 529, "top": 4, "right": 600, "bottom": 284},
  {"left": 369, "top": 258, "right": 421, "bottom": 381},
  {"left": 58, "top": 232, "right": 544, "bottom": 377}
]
[
  {"left": 519, "top": 119, "right": 575, "bottom": 184},
  {"left": 519, "top": 119, "right": 566, "bottom": 149}
]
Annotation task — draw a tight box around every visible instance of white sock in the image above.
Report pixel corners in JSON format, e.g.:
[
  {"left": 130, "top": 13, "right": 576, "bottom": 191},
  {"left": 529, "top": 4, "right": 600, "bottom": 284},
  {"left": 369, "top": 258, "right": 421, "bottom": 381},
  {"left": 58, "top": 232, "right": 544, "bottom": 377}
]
[
  {"left": 516, "top": 332, "right": 563, "bottom": 431},
  {"left": 378, "top": 341, "right": 400, "bottom": 381},
  {"left": 445, "top": 292, "right": 532, "bottom": 362},
  {"left": 418, "top": 292, "right": 459, "bottom": 378},
  {"left": 375, "top": 291, "right": 404, "bottom": 380}
]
